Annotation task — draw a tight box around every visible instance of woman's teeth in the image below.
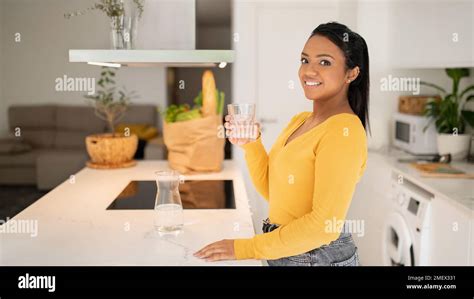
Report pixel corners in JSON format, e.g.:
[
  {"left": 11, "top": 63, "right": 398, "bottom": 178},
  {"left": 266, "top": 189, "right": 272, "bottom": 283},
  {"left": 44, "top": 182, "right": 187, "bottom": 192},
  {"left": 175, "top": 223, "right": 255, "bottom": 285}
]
[{"left": 305, "top": 81, "right": 322, "bottom": 86}]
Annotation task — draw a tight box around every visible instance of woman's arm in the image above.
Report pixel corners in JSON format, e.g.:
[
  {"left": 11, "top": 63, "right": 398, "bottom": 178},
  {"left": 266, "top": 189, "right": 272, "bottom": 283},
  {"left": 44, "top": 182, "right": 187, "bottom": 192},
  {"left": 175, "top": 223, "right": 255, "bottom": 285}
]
[
  {"left": 234, "top": 122, "right": 367, "bottom": 260},
  {"left": 237, "top": 113, "right": 303, "bottom": 202},
  {"left": 240, "top": 133, "right": 270, "bottom": 201}
]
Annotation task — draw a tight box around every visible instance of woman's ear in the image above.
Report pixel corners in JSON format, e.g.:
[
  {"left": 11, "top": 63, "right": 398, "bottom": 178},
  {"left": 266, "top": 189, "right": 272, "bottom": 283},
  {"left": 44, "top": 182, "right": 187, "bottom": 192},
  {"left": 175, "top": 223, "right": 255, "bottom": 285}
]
[{"left": 346, "top": 66, "right": 360, "bottom": 83}]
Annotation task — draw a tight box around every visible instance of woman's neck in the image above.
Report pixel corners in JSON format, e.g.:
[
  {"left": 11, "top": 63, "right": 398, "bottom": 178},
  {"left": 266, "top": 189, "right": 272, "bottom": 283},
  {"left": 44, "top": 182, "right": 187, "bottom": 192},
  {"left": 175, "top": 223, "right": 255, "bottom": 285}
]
[{"left": 311, "top": 94, "right": 353, "bottom": 120}]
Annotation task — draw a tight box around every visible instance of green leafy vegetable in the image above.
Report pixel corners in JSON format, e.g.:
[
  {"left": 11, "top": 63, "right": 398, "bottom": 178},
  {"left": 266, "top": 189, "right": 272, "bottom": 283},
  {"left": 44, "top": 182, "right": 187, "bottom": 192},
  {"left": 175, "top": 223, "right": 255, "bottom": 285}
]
[
  {"left": 175, "top": 109, "right": 201, "bottom": 122},
  {"left": 163, "top": 89, "right": 226, "bottom": 123},
  {"left": 217, "top": 90, "right": 225, "bottom": 115},
  {"left": 193, "top": 91, "right": 203, "bottom": 107}
]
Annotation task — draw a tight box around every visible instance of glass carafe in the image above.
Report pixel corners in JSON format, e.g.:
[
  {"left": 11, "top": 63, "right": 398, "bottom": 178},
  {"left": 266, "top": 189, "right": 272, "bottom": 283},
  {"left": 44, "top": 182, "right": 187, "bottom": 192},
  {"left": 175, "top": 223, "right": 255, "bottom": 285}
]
[{"left": 154, "top": 170, "right": 185, "bottom": 234}]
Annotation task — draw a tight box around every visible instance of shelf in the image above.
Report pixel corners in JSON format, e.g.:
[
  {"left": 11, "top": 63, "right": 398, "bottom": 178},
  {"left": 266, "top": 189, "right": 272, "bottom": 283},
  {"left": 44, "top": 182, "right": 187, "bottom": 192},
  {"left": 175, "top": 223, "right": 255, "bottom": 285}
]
[{"left": 69, "top": 49, "right": 235, "bottom": 67}]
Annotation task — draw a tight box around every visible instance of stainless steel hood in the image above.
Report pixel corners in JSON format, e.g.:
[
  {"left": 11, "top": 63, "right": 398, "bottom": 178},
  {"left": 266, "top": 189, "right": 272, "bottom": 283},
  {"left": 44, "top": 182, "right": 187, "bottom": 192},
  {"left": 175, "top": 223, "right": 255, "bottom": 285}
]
[
  {"left": 68, "top": 0, "right": 234, "bottom": 68},
  {"left": 69, "top": 49, "right": 234, "bottom": 68}
]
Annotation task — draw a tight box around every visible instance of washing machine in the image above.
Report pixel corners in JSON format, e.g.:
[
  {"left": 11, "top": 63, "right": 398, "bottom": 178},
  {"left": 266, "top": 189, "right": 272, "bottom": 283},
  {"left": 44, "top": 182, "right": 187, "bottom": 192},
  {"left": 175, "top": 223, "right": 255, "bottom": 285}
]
[{"left": 382, "top": 173, "right": 433, "bottom": 266}]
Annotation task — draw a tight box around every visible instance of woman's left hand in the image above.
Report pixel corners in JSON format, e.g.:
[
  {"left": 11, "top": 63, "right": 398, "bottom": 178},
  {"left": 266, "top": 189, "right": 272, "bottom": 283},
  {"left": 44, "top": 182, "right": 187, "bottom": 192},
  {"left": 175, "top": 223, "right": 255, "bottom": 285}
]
[{"left": 194, "top": 239, "right": 236, "bottom": 262}]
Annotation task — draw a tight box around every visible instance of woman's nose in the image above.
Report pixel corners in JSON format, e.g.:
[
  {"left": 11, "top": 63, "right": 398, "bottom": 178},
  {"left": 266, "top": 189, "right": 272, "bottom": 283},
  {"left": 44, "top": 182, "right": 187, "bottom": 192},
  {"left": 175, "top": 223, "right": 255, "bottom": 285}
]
[{"left": 304, "top": 64, "right": 319, "bottom": 77}]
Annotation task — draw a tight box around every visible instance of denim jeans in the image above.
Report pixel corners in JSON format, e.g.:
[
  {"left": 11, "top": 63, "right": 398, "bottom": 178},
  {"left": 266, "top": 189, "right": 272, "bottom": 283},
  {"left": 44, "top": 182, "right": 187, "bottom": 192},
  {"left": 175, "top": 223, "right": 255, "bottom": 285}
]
[{"left": 264, "top": 219, "right": 360, "bottom": 266}]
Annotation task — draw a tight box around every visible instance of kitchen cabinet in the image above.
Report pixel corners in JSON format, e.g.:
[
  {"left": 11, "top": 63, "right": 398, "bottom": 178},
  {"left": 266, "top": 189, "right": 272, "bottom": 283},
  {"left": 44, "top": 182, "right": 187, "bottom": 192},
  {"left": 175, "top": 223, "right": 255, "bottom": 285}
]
[
  {"left": 348, "top": 148, "right": 474, "bottom": 266},
  {"left": 429, "top": 195, "right": 472, "bottom": 266},
  {"left": 388, "top": 0, "right": 474, "bottom": 68},
  {"left": 347, "top": 152, "right": 393, "bottom": 266}
]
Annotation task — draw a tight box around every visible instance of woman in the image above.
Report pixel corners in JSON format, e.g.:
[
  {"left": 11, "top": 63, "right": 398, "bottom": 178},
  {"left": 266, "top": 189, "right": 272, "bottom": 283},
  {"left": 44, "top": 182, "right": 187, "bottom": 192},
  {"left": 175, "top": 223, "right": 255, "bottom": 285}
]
[{"left": 194, "top": 22, "right": 370, "bottom": 266}]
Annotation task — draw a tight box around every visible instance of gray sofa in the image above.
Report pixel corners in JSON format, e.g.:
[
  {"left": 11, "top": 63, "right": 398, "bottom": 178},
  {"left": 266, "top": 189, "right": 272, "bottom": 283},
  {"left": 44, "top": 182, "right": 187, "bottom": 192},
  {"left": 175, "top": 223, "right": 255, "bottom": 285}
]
[{"left": 0, "top": 104, "right": 165, "bottom": 190}]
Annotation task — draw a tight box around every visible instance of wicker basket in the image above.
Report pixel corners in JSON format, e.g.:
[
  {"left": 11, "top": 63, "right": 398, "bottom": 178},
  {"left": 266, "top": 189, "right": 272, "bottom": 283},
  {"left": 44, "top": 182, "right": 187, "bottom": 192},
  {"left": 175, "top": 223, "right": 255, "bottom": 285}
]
[
  {"left": 85, "top": 133, "right": 138, "bottom": 166},
  {"left": 398, "top": 95, "right": 441, "bottom": 115}
]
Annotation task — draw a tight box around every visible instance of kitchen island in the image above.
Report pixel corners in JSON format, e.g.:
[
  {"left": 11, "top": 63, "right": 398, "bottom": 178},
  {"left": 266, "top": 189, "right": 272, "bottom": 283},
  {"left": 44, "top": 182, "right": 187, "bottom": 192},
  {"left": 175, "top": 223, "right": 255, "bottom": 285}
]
[{"left": 0, "top": 160, "right": 263, "bottom": 266}]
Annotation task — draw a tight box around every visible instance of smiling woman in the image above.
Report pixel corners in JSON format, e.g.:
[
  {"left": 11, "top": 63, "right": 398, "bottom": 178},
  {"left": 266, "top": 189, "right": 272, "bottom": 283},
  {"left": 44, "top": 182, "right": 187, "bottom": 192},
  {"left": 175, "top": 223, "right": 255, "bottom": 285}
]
[{"left": 195, "top": 22, "right": 370, "bottom": 266}]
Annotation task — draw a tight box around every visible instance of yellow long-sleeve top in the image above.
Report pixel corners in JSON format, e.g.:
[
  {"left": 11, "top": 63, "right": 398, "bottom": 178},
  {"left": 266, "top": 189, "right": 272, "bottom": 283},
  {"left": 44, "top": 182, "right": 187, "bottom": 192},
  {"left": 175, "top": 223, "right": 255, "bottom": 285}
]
[{"left": 233, "top": 112, "right": 368, "bottom": 260}]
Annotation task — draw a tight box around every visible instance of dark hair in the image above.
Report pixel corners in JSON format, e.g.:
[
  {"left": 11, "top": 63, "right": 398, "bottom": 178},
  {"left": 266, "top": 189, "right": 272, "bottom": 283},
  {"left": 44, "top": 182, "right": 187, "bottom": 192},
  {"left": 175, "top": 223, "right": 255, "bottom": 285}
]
[{"left": 310, "top": 22, "right": 371, "bottom": 135}]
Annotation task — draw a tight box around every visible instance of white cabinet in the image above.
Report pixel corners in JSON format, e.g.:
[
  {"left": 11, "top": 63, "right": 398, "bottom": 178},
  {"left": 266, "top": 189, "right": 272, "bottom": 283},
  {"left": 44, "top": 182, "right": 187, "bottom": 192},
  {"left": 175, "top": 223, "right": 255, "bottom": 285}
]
[
  {"left": 347, "top": 152, "right": 393, "bottom": 266},
  {"left": 389, "top": 0, "right": 474, "bottom": 68},
  {"left": 429, "top": 196, "right": 472, "bottom": 265},
  {"left": 348, "top": 150, "right": 474, "bottom": 266}
]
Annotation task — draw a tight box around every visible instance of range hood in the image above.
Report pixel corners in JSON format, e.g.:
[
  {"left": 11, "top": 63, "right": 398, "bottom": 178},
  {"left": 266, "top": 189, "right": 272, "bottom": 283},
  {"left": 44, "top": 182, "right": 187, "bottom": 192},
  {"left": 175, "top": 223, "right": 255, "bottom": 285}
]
[
  {"left": 69, "top": 49, "right": 234, "bottom": 68},
  {"left": 68, "top": 0, "right": 234, "bottom": 68}
]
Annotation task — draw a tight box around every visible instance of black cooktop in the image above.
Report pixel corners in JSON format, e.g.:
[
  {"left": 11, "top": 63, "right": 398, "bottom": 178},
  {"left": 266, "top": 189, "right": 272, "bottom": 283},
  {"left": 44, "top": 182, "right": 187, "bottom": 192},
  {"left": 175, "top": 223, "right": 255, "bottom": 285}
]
[{"left": 107, "top": 180, "right": 235, "bottom": 210}]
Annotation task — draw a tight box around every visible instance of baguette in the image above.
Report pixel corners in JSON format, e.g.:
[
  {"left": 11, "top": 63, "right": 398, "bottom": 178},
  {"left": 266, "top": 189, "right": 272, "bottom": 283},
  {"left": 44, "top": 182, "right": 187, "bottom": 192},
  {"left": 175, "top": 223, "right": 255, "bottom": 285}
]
[{"left": 201, "top": 70, "right": 217, "bottom": 117}]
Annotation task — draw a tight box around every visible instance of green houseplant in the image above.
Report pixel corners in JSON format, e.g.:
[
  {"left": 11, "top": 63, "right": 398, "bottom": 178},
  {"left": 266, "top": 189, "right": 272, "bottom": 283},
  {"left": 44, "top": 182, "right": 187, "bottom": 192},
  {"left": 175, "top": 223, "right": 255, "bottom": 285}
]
[
  {"left": 85, "top": 67, "right": 137, "bottom": 134},
  {"left": 422, "top": 68, "right": 474, "bottom": 160},
  {"left": 84, "top": 67, "right": 139, "bottom": 168}
]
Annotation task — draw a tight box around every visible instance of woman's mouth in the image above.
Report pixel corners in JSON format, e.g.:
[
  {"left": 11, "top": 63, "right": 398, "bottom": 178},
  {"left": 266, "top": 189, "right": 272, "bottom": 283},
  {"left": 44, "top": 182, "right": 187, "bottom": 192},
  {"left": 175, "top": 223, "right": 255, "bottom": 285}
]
[{"left": 304, "top": 81, "right": 322, "bottom": 87}]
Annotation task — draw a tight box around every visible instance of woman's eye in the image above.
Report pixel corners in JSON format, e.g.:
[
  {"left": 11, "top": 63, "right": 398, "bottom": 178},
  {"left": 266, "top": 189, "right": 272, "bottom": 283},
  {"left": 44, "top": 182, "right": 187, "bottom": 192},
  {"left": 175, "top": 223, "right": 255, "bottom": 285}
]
[
  {"left": 320, "top": 59, "right": 331, "bottom": 66},
  {"left": 300, "top": 58, "right": 308, "bottom": 64}
]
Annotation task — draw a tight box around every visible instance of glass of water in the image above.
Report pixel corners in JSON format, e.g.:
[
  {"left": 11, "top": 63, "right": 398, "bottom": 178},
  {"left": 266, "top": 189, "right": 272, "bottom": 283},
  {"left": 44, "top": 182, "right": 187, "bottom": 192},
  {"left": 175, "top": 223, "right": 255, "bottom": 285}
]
[
  {"left": 154, "top": 170, "right": 185, "bottom": 235},
  {"left": 227, "top": 103, "right": 258, "bottom": 144}
]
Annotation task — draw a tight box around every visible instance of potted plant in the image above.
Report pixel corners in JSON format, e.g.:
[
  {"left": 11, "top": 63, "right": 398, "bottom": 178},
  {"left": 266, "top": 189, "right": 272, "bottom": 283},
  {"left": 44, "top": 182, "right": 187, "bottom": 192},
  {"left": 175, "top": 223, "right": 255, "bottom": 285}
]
[
  {"left": 85, "top": 67, "right": 139, "bottom": 168},
  {"left": 65, "top": 0, "right": 145, "bottom": 49},
  {"left": 422, "top": 68, "right": 474, "bottom": 160}
]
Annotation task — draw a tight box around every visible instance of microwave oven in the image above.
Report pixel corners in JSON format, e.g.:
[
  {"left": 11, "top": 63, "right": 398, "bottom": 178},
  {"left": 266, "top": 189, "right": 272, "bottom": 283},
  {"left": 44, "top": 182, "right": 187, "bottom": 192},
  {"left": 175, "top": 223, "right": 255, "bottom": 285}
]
[{"left": 392, "top": 112, "right": 438, "bottom": 155}]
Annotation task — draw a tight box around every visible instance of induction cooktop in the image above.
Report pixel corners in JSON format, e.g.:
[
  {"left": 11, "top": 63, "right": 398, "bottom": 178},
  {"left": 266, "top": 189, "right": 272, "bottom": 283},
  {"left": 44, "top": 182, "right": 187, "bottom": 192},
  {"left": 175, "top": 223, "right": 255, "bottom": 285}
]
[{"left": 107, "top": 180, "right": 235, "bottom": 210}]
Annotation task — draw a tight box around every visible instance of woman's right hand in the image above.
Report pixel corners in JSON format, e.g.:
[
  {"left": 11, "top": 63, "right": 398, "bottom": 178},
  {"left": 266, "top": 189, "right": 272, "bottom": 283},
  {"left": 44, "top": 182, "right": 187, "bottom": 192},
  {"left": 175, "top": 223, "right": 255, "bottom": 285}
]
[{"left": 224, "top": 114, "right": 260, "bottom": 146}]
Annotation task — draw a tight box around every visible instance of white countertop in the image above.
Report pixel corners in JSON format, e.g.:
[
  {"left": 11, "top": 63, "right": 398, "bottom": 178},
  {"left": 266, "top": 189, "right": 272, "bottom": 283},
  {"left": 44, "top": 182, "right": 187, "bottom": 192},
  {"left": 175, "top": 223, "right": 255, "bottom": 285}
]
[
  {"left": 369, "top": 146, "right": 474, "bottom": 213},
  {"left": 0, "top": 160, "right": 263, "bottom": 266}
]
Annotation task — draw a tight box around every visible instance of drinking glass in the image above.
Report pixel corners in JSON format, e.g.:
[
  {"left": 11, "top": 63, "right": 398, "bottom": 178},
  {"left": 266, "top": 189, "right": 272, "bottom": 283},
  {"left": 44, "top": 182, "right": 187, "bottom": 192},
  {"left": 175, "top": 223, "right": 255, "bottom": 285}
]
[{"left": 227, "top": 103, "right": 258, "bottom": 145}]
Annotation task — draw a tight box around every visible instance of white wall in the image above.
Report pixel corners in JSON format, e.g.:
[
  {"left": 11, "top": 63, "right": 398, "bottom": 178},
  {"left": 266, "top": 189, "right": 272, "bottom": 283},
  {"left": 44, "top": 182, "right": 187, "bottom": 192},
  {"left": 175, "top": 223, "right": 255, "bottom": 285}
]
[
  {"left": 357, "top": 0, "right": 474, "bottom": 150},
  {"left": 136, "top": 0, "right": 195, "bottom": 50},
  {"left": 0, "top": 0, "right": 171, "bottom": 137},
  {"left": 232, "top": 0, "right": 264, "bottom": 232}
]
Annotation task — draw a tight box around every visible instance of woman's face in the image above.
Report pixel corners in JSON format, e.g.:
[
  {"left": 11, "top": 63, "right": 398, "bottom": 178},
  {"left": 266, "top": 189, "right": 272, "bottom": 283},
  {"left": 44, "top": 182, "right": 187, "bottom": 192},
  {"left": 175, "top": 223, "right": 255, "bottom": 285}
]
[{"left": 298, "top": 35, "right": 356, "bottom": 101}]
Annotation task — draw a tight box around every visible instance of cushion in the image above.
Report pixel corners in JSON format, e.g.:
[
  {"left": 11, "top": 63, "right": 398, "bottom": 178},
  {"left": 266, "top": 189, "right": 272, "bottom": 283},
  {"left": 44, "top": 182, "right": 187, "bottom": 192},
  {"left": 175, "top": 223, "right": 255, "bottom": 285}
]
[
  {"left": 54, "top": 106, "right": 107, "bottom": 149},
  {"left": 0, "top": 149, "right": 86, "bottom": 168},
  {"left": 0, "top": 138, "right": 32, "bottom": 155},
  {"left": 20, "top": 130, "right": 56, "bottom": 149},
  {"left": 0, "top": 149, "right": 42, "bottom": 167},
  {"left": 54, "top": 131, "right": 90, "bottom": 150},
  {"left": 9, "top": 105, "right": 56, "bottom": 129},
  {"left": 56, "top": 105, "right": 106, "bottom": 132}
]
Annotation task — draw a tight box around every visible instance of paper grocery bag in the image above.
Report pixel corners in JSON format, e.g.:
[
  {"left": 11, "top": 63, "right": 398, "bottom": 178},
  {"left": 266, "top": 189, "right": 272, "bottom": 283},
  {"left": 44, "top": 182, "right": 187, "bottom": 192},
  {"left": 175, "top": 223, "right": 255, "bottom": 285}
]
[{"left": 163, "top": 115, "right": 225, "bottom": 174}]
